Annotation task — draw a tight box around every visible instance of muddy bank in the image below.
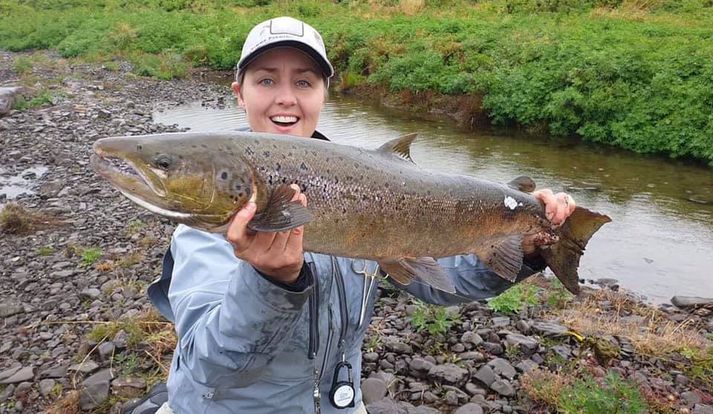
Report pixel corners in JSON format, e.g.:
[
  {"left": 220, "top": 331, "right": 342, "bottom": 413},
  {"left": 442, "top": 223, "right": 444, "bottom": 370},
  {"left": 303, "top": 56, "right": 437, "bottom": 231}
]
[{"left": 0, "top": 51, "right": 711, "bottom": 414}]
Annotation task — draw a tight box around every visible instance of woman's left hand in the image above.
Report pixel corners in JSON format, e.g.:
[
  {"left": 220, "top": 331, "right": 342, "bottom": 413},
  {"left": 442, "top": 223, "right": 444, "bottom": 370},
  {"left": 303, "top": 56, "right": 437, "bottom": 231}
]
[{"left": 522, "top": 190, "right": 576, "bottom": 254}]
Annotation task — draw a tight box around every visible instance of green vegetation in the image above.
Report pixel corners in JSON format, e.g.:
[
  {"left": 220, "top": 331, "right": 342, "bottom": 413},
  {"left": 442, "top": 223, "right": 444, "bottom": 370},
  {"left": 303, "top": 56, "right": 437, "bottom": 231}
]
[
  {"left": 12, "top": 90, "right": 53, "bottom": 111},
  {"left": 37, "top": 245, "right": 54, "bottom": 256},
  {"left": 488, "top": 284, "right": 539, "bottom": 314},
  {"left": 80, "top": 247, "right": 102, "bottom": 266},
  {"left": 523, "top": 369, "right": 648, "bottom": 413},
  {"left": 410, "top": 301, "right": 459, "bottom": 336},
  {"left": 1, "top": 0, "right": 712, "bottom": 164}
]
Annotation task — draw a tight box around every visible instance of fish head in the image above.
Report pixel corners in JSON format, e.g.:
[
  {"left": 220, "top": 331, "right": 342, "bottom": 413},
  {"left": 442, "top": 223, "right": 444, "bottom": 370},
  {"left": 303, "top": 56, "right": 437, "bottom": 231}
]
[{"left": 91, "top": 133, "right": 254, "bottom": 231}]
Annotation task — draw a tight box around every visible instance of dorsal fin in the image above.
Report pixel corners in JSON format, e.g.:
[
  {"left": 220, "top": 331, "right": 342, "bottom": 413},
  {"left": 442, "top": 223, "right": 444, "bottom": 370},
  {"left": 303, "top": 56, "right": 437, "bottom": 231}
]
[
  {"left": 377, "top": 133, "right": 418, "bottom": 162},
  {"left": 507, "top": 176, "right": 536, "bottom": 193}
]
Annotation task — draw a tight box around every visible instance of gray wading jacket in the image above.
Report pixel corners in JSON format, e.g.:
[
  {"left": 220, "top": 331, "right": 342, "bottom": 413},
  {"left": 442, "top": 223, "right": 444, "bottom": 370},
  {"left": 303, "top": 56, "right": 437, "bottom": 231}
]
[{"left": 147, "top": 224, "right": 541, "bottom": 414}]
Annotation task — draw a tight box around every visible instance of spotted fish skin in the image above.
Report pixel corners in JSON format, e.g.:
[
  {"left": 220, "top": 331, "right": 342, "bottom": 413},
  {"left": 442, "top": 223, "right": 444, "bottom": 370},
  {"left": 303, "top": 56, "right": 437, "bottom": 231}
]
[{"left": 91, "top": 131, "right": 611, "bottom": 293}]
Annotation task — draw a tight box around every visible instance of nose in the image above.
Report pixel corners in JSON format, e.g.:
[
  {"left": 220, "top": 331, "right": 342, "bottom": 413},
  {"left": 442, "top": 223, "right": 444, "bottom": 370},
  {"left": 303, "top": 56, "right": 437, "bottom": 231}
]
[{"left": 275, "top": 83, "right": 297, "bottom": 107}]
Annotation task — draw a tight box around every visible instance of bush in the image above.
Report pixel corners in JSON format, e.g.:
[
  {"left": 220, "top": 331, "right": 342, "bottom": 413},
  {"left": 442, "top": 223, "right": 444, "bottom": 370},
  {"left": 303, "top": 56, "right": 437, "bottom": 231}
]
[{"left": 488, "top": 284, "right": 539, "bottom": 314}]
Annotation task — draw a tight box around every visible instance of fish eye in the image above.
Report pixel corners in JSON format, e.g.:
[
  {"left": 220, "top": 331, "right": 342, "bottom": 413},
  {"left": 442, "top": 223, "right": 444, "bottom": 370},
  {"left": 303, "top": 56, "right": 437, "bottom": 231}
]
[{"left": 154, "top": 154, "right": 173, "bottom": 170}]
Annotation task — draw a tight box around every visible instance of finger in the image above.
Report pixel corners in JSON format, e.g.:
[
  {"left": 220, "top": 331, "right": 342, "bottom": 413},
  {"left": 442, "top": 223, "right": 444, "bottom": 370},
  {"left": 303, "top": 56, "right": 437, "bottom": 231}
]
[
  {"left": 227, "top": 202, "right": 256, "bottom": 253},
  {"left": 249, "top": 230, "right": 277, "bottom": 255},
  {"left": 551, "top": 193, "right": 573, "bottom": 226},
  {"left": 269, "top": 230, "right": 292, "bottom": 252},
  {"left": 566, "top": 193, "right": 576, "bottom": 215},
  {"left": 289, "top": 183, "right": 301, "bottom": 202},
  {"left": 534, "top": 189, "right": 557, "bottom": 222}
]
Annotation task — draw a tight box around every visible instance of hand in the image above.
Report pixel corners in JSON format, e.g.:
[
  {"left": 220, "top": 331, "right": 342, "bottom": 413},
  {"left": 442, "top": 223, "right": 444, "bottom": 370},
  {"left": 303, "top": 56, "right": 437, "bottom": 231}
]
[
  {"left": 522, "top": 190, "right": 576, "bottom": 254},
  {"left": 226, "top": 184, "right": 307, "bottom": 284}
]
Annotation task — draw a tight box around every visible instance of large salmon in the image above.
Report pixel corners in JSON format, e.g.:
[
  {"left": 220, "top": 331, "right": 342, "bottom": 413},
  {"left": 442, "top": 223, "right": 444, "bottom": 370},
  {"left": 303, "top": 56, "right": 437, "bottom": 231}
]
[{"left": 91, "top": 132, "right": 610, "bottom": 294}]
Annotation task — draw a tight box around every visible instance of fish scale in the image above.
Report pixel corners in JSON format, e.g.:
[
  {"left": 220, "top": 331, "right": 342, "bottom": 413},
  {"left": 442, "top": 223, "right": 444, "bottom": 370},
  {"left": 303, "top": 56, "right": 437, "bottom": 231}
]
[{"left": 91, "top": 131, "right": 611, "bottom": 294}]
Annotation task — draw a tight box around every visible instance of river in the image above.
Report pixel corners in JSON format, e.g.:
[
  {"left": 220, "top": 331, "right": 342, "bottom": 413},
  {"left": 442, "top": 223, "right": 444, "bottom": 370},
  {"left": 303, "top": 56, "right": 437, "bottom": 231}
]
[{"left": 153, "top": 94, "right": 713, "bottom": 304}]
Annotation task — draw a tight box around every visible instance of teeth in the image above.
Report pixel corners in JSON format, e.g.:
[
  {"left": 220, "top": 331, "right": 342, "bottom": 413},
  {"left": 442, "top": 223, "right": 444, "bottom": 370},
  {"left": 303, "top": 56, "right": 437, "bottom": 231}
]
[{"left": 271, "top": 115, "right": 298, "bottom": 123}]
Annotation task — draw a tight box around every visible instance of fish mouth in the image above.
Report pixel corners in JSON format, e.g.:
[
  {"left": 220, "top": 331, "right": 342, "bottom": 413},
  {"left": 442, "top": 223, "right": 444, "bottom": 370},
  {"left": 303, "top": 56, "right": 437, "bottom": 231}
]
[{"left": 89, "top": 146, "right": 199, "bottom": 220}]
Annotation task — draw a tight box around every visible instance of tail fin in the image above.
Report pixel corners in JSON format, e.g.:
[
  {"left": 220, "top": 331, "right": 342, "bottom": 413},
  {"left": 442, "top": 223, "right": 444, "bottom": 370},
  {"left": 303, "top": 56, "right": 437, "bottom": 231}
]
[{"left": 540, "top": 207, "right": 611, "bottom": 294}]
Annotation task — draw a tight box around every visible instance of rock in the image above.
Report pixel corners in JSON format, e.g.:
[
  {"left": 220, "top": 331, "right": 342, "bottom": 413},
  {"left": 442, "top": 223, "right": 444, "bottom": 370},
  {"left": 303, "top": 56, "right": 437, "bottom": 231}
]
[
  {"left": 98, "top": 341, "right": 116, "bottom": 359},
  {"left": 491, "top": 316, "right": 510, "bottom": 328},
  {"left": 366, "top": 397, "right": 411, "bottom": 414},
  {"left": 505, "top": 333, "right": 538, "bottom": 353},
  {"left": 408, "top": 357, "right": 435, "bottom": 373},
  {"left": 551, "top": 345, "right": 573, "bottom": 360},
  {"left": 0, "top": 365, "right": 22, "bottom": 382},
  {"left": 682, "top": 391, "right": 702, "bottom": 405},
  {"left": 79, "top": 288, "right": 102, "bottom": 299},
  {"left": 488, "top": 358, "right": 516, "bottom": 380},
  {"left": 80, "top": 368, "right": 114, "bottom": 410},
  {"left": 693, "top": 405, "right": 713, "bottom": 414},
  {"left": 515, "top": 359, "right": 538, "bottom": 373},
  {"left": 490, "top": 379, "right": 515, "bottom": 396},
  {"left": 111, "top": 377, "right": 146, "bottom": 399},
  {"left": 427, "top": 363, "right": 468, "bottom": 385},
  {"left": 531, "top": 321, "right": 568, "bottom": 337},
  {"left": 460, "top": 331, "right": 483, "bottom": 347},
  {"left": 409, "top": 405, "right": 440, "bottom": 414},
  {"left": 672, "top": 296, "right": 713, "bottom": 309},
  {"left": 361, "top": 377, "right": 387, "bottom": 404},
  {"left": 474, "top": 365, "right": 496, "bottom": 387},
  {"left": 69, "top": 360, "right": 99, "bottom": 374},
  {"left": 459, "top": 351, "right": 484, "bottom": 361},
  {"left": 39, "top": 379, "right": 56, "bottom": 397},
  {"left": 0, "top": 384, "right": 14, "bottom": 403},
  {"left": 515, "top": 320, "right": 530, "bottom": 334},
  {"left": 363, "top": 352, "right": 379, "bottom": 363},
  {"left": 385, "top": 340, "right": 412, "bottom": 354},
  {"left": 0, "top": 366, "right": 34, "bottom": 384},
  {"left": 0, "top": 302, "right": 24, "bottom": 318},
  {"left": 453, "top": 402, "right": 484, "bottom": 414},
  {"left": 369, "top": 371, "right": 398, "bottom": 394},
  {"left": 39, "top": 365, "right": 67, "bottom": 379},
  {"left": 0, "top": 86, "right": 24, "bottom": 116}
]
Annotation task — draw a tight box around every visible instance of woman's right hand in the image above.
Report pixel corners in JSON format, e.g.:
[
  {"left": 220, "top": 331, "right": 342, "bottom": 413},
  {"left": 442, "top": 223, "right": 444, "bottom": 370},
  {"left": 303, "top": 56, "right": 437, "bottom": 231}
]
[{"left": 226, "top": 184, "right": 307, "bottom": 284}]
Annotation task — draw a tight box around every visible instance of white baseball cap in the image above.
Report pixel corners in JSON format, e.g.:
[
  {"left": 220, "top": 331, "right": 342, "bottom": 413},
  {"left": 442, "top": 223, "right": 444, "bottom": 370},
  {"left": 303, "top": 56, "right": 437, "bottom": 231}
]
[{"left": 237, "top": 16, "right": 334, "bottom": 80}]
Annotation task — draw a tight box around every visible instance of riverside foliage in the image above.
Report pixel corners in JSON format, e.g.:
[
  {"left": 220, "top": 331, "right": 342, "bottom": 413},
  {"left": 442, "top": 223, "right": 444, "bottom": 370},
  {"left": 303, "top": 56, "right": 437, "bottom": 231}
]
[{"left": 2, "top": 0, "right": 712, "bottom": 165}]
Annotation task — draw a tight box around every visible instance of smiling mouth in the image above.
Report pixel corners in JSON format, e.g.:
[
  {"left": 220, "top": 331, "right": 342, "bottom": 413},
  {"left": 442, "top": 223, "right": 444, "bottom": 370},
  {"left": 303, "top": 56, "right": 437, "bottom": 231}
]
[{"left": 270, "top": 115, "right": 299, "bottom": 127}]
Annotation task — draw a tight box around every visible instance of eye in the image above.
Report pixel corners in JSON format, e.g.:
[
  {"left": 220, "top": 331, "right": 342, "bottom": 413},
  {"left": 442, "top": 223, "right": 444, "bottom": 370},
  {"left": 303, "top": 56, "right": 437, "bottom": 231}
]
[
  {"left": 296, "top": 79, "right": 311, "bottom": 88},
  {"left": 154, "top": 154, "right": 173, "bottom": 170},
  {"left": 219, "top": 171, "right": 229, "bottom": 180},
  {"left": 258, "top": 78, "right": 274, "bottom": 87}
]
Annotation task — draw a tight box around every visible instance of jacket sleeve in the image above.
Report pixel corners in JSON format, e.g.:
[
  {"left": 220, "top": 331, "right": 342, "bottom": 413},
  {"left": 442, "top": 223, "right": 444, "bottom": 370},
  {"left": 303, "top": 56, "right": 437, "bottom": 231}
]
[
  {"left": 391, "top": 254, "right": 541, "bottom": 306},
  {"left": 167, "top": 225, "right": 313, "bottom": 388}
]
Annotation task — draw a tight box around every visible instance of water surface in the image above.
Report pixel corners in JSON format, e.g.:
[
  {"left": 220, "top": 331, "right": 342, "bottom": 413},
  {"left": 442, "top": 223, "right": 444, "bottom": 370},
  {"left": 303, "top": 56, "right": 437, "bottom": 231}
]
[{"left": 153, "top": 96, "right": 713, "bottom": 303}]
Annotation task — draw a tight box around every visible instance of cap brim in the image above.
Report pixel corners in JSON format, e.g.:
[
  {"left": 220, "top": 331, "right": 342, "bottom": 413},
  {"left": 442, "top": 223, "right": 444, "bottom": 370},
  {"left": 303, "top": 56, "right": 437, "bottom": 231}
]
[{"left": 238, "top": 40, "right": 334, "bottom": 79}]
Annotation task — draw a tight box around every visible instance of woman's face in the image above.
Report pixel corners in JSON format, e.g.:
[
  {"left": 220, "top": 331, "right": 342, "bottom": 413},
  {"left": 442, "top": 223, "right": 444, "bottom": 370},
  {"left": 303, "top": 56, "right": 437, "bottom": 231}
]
[{"left": 233, "top": 47, "right": 326, "bottom": 138}]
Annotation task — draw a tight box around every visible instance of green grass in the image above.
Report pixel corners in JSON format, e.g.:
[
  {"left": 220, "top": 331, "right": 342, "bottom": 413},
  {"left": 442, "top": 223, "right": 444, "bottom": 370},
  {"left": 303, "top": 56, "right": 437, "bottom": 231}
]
[
  {"left": 523, "top": 369, "right": 649, "bottom": 413},
  {"left": 488, "top": 283, "right": 540, "bottom": 314},
  {"left": 37, "top": 246, "right": 54, "bottom": 256},
  {"left": 1, "top": 0, "right": 712, "bottom": 164},
  {"left": 410, "top": 300, "right": 460, "bottom": 336},
  {"left": 80, "top": 247, "right": 102, "bottom": 266},
  {"left": 11, "top": 90, "right": 53, "bottom": 111}
]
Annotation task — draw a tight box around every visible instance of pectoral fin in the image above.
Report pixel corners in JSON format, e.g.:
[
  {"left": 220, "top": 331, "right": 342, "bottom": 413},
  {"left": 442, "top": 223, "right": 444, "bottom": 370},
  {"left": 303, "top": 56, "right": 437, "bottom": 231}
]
[
  {"left": 378, "top": 257, "right": 456, "bottom": 293},
  {"left": 472, "top": 235, "right": 525, "bottom": 282},
  {"left": 248, "top": 184, "right": 313, "bottom": 232}
]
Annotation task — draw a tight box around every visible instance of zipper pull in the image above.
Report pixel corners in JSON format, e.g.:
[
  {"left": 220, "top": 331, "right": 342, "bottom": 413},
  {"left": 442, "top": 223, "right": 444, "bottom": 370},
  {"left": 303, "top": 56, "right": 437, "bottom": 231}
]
[{"left": 313, "top": 366, "right": 321, "bottom": 414}]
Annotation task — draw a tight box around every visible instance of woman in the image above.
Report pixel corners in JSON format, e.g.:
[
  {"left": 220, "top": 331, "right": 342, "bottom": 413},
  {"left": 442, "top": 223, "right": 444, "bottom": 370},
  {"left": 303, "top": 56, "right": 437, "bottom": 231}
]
[{"left": 132, "top": 16, "right": 576, "bottom": 414}]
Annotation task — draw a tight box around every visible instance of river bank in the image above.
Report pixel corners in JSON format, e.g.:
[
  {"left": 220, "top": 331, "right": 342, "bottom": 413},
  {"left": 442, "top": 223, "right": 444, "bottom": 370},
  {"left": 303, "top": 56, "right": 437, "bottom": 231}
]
[
  {"left": 2, "top": 0, "right": 713, "bottom": 166},
  {"left": 1, "top": 52, "right": 712, "bottom": 414}
]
